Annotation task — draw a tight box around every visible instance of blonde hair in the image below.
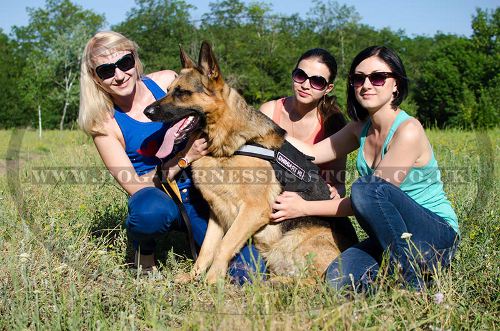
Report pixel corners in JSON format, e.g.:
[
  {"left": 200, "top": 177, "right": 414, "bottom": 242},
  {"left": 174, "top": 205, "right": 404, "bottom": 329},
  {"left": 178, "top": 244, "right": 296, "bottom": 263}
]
[{"left": 78, "top": 31, "right": 144, "bottom": 135}]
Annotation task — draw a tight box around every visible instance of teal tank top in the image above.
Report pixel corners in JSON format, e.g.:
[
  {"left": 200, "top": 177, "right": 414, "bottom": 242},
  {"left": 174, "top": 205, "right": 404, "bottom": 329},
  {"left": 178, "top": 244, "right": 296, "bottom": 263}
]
[{"left": 356, "top": 111, "right": 459, "bottom": 234}]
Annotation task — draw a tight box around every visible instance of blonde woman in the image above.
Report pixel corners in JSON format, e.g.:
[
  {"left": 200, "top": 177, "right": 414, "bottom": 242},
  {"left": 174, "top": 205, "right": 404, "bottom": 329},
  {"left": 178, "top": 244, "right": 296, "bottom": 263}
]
[{"left": 79, "top": 32, "right": 264, "bottom": 281}]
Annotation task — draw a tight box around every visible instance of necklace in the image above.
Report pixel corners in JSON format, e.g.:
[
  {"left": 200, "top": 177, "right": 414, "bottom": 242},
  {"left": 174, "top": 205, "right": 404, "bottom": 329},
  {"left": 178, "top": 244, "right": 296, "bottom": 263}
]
[{"left": 288, "top": 110, "right": 319, "bottom": 141}]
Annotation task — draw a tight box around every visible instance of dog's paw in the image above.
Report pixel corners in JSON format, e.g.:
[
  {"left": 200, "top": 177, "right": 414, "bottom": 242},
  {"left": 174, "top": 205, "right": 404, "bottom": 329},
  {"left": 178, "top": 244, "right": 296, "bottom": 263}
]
[
  {"left": 205, "top": 264, "right": 227, "bottom": 284},
  {"left": 268, "top": 275, "right": 318, "bottom": 286},
  {"left": 268, "top": 275, "right": 294, "bottom": 285},
  {"left": 174, "top": 272, "right": 195, "bottom": 284}
]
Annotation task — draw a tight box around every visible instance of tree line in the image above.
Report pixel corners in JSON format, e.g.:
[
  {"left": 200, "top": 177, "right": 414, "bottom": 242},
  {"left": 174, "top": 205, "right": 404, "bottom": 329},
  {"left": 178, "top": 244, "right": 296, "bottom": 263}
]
[{"left": 0, "top": 0, "right": 498, "bottom": 130}]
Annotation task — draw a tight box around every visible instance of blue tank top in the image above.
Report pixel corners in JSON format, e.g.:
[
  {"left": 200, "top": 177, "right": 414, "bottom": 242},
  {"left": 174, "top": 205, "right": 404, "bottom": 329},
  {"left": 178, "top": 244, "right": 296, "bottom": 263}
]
[
  {"left": 356, "top": 111, "right": 459, "bottom": 234},
  {"left": 114, "top": 77, "right": 169, "bottom": 176}
]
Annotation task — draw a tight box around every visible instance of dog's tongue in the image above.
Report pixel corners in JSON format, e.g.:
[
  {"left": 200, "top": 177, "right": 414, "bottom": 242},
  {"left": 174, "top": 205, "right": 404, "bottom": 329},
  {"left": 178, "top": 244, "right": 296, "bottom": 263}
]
[{"left": 155, "top": 121, "right": 185, "bottom": 159}]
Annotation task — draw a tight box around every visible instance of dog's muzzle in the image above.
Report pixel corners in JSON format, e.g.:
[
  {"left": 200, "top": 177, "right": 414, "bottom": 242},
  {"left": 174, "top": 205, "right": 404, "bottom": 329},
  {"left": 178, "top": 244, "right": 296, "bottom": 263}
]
[{"left": 143, "top": 104, "right": 163, "bottom": 121}]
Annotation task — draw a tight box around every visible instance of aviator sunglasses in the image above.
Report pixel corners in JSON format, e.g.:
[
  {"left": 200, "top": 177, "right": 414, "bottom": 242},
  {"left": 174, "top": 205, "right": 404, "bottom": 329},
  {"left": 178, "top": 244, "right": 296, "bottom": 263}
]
[
  {"left": 291, "top": 68, "right": 329, "bottom": 90},
  {"left": 349, "top": 72, "right": 396, "bottom": 88},
  {"left": 95, "top": 53, "right": 135, "bottom": 80}
]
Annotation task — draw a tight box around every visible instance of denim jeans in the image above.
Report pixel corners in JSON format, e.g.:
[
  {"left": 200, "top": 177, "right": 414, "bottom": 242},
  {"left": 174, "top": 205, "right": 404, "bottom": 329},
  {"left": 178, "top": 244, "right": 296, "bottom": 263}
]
[
  {"left": 326, "top": 175, "right": 459, "bottom": 291},
  {"left": 125, "top": 177, "right": 266, "bottom": 283}
]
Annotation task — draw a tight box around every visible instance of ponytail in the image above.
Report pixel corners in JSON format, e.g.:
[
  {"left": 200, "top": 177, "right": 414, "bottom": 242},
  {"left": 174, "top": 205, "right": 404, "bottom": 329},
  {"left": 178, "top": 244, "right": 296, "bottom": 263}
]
[{"left": 318, "top": 94, "right": 347, "bottom": 136}]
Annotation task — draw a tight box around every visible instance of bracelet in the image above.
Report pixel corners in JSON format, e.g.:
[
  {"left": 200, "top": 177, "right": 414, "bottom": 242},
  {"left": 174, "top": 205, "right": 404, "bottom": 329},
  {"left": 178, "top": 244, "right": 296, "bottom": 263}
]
[{"left": 177, "top": 156, "right": 190, "bottom": 169}]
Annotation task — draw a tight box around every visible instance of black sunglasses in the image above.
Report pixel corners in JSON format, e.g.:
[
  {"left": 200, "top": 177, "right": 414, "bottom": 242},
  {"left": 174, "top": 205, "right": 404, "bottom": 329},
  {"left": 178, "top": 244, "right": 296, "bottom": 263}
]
[
  {"left": 292, "top": 68, "right": 329, "bottom": 90},
  {"left": 349, "top": 72, "right": 396, "bottom": 88},
  {"left": 95, "top": 53, "right": 135, "bottom": 80}
]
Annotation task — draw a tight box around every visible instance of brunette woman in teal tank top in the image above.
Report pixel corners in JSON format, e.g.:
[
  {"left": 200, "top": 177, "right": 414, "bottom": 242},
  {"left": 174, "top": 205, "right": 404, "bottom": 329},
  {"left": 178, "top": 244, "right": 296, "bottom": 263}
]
[{"left": 271, "top": 46, "right": 459, "bottom": 292}]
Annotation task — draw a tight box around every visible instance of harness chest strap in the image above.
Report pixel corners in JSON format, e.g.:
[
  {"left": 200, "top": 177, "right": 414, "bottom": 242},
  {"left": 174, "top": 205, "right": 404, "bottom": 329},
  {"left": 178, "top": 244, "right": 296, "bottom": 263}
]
[
  {"left": 235, "top": 144, "right": 275, "bottom": 160},
  {"left": 235, "top": 142, "right": 319, "bottom": 193}
]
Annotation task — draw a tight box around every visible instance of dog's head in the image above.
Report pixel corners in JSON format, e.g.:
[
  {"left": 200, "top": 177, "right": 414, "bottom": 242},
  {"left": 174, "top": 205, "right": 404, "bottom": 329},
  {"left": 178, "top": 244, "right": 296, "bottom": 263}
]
[{"left": 144, "top": 41, "right": 226, "bottom": 138}]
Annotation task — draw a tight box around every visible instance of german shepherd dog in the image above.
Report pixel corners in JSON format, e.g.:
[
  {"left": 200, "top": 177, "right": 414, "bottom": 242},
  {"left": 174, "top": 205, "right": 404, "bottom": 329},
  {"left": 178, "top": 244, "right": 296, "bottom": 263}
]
[{"left": 144, "top": 42, "right": 358, "bottom": 283}]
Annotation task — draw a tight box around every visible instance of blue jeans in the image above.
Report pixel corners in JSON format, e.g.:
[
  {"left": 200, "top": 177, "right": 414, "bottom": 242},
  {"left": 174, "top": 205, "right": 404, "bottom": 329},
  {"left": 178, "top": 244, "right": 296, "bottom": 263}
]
[
  {"left": 125, "top": 177, "right": 266, "bottom": 283},
  {"left": 326, "top": 175, "right": 459, "bottom": 291}
]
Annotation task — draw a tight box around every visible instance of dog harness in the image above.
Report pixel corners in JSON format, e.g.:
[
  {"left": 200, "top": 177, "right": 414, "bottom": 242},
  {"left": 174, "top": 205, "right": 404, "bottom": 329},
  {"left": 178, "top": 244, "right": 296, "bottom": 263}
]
[{"left": 235, "top": 141, "right": 323, "bottom": 192}]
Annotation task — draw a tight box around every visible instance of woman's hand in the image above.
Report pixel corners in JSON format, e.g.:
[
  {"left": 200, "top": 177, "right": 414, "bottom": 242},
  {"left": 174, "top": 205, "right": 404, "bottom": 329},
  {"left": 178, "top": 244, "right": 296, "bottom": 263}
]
[
  {"left": 161, "top": 134, "right": 208, "bottom": 181},
  {"left": 327, "top": 184, "right": 340, "bottom": 199},
  {"left": 183, "top": 135, "right": 208, "bottom": 163},
  {"left": 270, "top": 191, "right": 308, "bottom": 222}
]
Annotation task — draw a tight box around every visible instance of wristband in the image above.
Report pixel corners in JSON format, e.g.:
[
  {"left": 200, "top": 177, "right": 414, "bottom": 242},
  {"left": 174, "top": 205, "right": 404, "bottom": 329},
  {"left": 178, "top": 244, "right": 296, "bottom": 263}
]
[{"left": 177, "top": 157, "right": 190, "bottom": 169}]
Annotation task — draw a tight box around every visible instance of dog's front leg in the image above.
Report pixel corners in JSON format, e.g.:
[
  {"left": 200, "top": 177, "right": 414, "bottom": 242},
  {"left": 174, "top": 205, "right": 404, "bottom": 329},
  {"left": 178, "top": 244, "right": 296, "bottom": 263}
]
[
  {"left": 205, "top": 204, "right": 269, "bottom": 284},
  {"left": 193, "top": 212, "right": 224, "bottom": 276},
  {"left": 175, "top": 211, "right": 224, "bottom": 284}
]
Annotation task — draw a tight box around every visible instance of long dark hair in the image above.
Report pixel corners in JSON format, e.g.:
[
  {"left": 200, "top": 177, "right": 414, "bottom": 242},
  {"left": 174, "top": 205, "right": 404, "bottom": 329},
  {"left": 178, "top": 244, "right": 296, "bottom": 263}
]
[
  {"left": 295, "top": 48, "right": 346, "bottom": 135},
  {"left": 346, "top": 46, "right": 408, "bottom": 122}
]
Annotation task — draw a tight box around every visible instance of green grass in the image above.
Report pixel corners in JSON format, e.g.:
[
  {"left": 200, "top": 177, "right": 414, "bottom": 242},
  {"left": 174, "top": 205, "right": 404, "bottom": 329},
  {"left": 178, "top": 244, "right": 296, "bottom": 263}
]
[{"left": 0, "top": 128, "right": 498, "bottom": 330}]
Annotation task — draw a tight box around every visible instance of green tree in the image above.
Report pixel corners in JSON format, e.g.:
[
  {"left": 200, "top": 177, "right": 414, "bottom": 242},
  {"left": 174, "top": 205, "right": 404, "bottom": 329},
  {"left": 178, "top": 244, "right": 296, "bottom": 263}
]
[
  {"left": 470, "top": 7, "right": 499, "bottom": 128},
  {"left": 0, "top": 30, "right": 28, "bottom": 127},
  {"left": 13, "top": 0, "right": 104, "bottom": 129},
  {"left": 199, "top": 0, "right": 300, "bottom": 105},
  {"left": 307, "top": 0, "right": 361, "bottom": 74},
  {"left": 471, "top": 7, "right": 499, "bottom": 55},
  {"left": 415, "top": 36, "right": 476, "bottom": 127},
  {"left": 415, "top": 8, "right": 499, "bottom": 128},
  {"left": 113, "top": 0, "right": 196, "bottom": 73}
]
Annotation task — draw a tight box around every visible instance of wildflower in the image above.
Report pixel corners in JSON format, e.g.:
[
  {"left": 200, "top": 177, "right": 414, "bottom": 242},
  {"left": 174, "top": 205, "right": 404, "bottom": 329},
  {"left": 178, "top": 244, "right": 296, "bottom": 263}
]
[
  {"left": 19, "top": 253, "right": 30, "bottom": 263},
  {"left": 434, "top": 292, "right": 445, "bottom": 304},
  {"left": 400, "top": 232, "right": 413, "bottom": 239}
]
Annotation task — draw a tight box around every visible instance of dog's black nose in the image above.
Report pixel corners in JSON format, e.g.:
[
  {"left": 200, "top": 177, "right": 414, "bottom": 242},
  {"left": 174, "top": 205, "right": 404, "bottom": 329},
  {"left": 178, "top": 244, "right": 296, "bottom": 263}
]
[{"left": 144, "top": 105, "right": 158, "bottom": 119}]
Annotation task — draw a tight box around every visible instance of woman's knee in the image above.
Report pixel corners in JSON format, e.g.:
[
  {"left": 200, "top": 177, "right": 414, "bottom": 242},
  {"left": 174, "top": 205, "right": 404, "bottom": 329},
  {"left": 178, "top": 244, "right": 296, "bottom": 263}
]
[
  {"left": 126, "top": 187, "right": 179, "bottom": 235},
  {"left": 326, "top": 258, "right": 352, "bottom": 290},
  {"left": 325, "top": 249, "right": 360, "bottom": 290},
  {"left": 325, "top": 244, "right": 380, "bottom": 291},
  {"left": 351, "top": 175, "right": 390, "bottom": 216}
]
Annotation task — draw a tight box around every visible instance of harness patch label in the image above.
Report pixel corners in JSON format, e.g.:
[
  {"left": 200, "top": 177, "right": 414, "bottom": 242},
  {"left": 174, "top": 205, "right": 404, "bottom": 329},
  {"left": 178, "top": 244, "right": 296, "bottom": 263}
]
[{"left": 276, "top": 152, "right": 305, "bottom": 180}]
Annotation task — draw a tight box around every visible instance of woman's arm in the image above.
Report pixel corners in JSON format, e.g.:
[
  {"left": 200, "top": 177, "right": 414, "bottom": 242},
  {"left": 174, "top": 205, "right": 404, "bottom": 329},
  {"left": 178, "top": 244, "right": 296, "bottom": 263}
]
[
  {"left": 93, "top": 128, "right": 154, "bottom": 196},
  {"left": 270, "top": 192, "right": 354, "bottom": 222},
  {"left": 373, "top": 119, "right": 428, "bottom": 187},
  {"left": 319, "top": 156, "right": 347, "bottom": 197},
  {"left": 161, "top": 134, "right": 208, "bottom": 181},
  {"left": 286, "top": 121, "right": 361, "bottom": 164}
]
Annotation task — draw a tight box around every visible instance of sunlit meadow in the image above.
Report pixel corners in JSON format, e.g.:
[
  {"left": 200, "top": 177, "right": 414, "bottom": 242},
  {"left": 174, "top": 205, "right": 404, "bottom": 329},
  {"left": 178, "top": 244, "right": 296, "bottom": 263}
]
[{"left": 0, "top": 128, "right": 498, "bottom": 330}]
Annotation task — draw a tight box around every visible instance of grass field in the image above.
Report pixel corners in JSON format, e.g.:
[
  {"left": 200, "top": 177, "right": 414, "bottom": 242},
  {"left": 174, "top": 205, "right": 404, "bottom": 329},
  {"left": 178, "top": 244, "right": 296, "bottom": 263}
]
[{"left": 0, "top": 128, "right": 498, "bottom": 330}]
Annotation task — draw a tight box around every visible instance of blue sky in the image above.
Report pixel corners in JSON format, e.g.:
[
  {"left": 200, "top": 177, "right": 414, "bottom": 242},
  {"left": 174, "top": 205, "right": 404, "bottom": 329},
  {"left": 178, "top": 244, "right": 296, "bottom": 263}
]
[{"left": 1, "top": 0, "right": 498, "bottom": 37}]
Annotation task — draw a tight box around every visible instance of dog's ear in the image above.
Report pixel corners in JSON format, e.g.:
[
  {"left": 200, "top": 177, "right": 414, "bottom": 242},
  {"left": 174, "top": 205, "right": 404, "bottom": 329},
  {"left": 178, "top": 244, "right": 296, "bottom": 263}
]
[
  {"left": 179, "top": 45, "right": 196, "bottom": 69},
  {"left": 198, "top": 41, "right": 222, "bottom": 82}
]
